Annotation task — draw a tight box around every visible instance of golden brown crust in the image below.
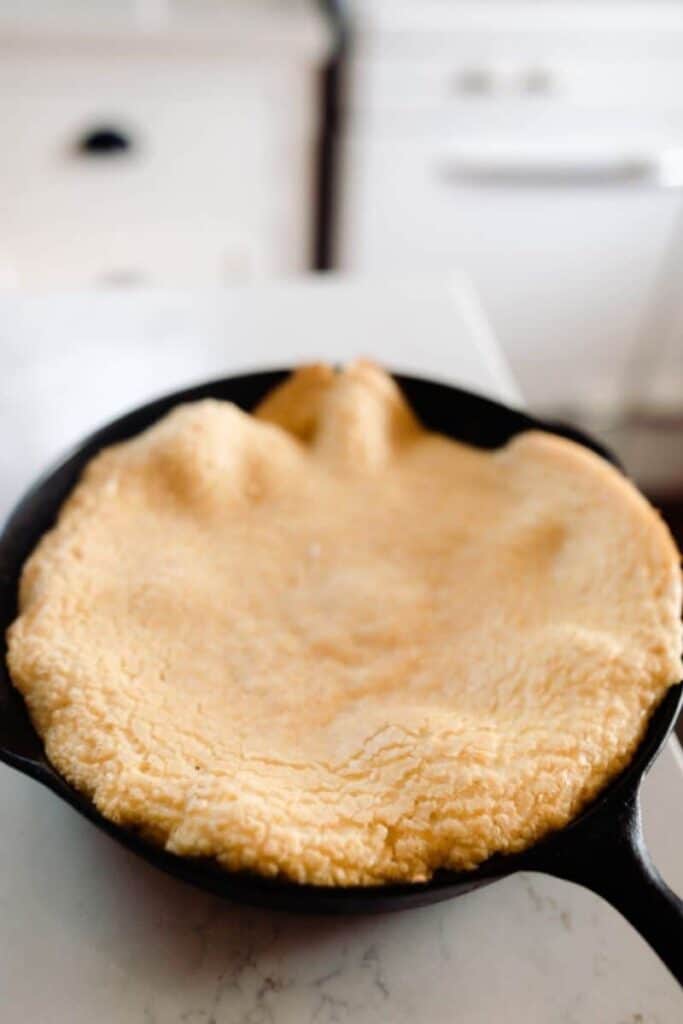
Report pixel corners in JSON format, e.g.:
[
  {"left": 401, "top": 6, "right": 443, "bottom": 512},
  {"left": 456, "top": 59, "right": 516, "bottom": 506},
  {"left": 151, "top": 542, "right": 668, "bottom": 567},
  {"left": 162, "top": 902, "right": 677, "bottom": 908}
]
[
  {"left": 6, "top": 365, "right": 682, "bottom": 885},
  {"left": 255, "top": 362, "right": 334, "bottom": 441}
]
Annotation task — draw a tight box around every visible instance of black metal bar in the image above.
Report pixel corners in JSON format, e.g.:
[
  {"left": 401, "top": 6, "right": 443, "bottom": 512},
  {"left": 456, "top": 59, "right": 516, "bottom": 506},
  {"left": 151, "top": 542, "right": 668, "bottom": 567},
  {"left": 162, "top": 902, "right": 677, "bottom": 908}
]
[{"left": 312, "top": 1, "right": 348, "bottom": 270}]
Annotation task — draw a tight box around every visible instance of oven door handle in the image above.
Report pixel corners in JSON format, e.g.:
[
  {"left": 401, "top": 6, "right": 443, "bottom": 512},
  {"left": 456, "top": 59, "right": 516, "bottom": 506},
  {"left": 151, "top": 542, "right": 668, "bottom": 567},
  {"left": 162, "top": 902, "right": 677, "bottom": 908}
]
[{"left": 439, "top": 149, "right": 683, "bottom": 188}]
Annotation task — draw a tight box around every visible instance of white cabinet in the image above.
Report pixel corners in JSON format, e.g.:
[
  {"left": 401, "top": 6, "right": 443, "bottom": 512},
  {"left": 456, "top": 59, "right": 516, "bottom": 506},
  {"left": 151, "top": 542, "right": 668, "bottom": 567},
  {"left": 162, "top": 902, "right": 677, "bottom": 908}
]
[
  {"left": 337, "top": 1, "right": 683, "bottom": 412},
  {"left": 0, "top": 2, "right": 330, "bottom": 288},
  {"left": 338, "top": 131, "right": 683, "bottom": 410}
]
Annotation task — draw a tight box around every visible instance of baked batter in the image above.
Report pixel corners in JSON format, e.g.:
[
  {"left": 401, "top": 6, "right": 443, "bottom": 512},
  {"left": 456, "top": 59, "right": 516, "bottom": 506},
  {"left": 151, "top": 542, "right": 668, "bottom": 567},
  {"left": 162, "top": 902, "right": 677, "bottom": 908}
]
[{"left": 7, "top": 363, "right": 682, "bottom": 884}]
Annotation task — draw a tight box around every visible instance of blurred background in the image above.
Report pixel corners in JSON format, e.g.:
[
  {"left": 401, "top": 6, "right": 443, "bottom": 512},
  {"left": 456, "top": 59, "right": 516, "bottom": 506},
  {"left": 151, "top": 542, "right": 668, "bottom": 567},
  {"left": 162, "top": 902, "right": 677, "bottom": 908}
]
[{"left": 1, "top": 0, "right": 683, "bottom": 537}]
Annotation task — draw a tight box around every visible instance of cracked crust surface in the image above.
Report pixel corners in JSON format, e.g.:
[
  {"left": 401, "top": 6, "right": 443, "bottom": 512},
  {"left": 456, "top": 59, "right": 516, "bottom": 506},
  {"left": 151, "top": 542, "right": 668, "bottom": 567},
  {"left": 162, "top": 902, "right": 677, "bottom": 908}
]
[{"left": 6, "top": 363, "right": 682, "bottom": 884}]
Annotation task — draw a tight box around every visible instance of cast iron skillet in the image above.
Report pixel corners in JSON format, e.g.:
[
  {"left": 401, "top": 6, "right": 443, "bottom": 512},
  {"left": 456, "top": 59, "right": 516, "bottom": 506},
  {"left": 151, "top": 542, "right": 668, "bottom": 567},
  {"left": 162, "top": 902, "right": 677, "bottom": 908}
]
[{"left": 0, "top": 370, "right": 681, "bottom": 983}]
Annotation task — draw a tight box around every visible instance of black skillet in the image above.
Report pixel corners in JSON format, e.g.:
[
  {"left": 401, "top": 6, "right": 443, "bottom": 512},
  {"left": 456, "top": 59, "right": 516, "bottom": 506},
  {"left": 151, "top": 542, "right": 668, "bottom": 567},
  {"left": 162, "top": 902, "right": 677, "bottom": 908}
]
[{"left": 0, "top": 370, "right": 681, "bottom": 984}]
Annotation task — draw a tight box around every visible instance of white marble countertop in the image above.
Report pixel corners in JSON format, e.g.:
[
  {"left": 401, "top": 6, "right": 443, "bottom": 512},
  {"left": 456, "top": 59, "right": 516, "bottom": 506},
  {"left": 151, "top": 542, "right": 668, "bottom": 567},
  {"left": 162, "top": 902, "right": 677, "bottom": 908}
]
[{"left": 1, "top": 277, "right": 682, "bottom": 1022}]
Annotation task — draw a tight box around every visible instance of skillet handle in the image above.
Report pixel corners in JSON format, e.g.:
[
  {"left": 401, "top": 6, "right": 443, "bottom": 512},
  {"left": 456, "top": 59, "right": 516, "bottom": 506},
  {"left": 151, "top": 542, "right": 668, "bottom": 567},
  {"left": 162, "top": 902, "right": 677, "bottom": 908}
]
[{"left": 545, "top": 791, "right": 683, "bottom": 985}]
